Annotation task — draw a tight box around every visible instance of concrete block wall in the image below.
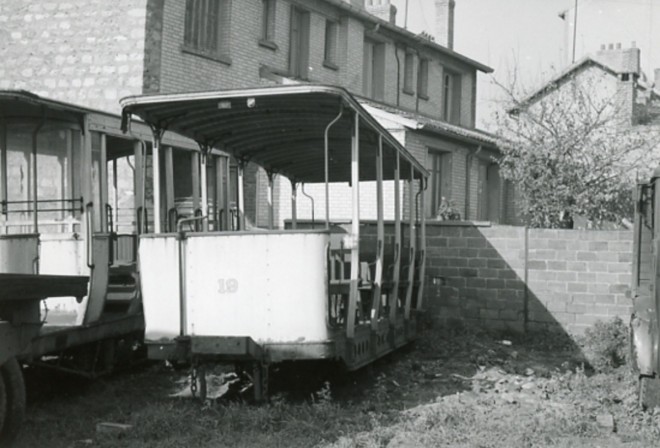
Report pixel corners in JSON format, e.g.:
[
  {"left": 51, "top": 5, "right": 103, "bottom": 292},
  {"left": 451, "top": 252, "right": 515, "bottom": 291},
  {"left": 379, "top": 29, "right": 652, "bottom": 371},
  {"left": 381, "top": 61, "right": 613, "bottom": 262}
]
[
  {"left": 422, "top": 223, "right": 633, "bottom": 334},
  {"left": 0, "top": 0, "right": 149, "bottom": 114}
]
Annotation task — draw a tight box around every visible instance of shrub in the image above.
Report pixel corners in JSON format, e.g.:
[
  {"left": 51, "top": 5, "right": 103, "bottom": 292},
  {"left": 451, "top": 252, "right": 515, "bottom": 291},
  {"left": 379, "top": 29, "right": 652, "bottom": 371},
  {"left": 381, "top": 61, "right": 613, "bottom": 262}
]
[{"left": 581, "top": 317, "right": 629, "bottom": 372}]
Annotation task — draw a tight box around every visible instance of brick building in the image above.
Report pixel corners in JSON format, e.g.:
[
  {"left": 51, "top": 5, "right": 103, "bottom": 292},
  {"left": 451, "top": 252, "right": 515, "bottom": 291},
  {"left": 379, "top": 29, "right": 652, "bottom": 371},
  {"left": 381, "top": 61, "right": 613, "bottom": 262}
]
[{"left": 0, "top": 0, "right": 506, "bottom": 227}]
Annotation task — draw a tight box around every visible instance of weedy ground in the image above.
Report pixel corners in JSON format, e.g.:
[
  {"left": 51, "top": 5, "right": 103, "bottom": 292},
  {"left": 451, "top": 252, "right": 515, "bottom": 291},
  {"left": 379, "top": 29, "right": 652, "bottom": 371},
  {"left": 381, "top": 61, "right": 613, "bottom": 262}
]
[{"left": 13, "top": 318, "right": 660, "bottom": 448}]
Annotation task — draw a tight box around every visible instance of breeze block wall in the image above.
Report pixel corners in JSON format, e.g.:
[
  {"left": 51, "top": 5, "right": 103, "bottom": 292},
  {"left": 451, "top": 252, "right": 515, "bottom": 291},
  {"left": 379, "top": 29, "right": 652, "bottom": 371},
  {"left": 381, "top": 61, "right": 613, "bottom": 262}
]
[
  {"left": 422, "top": 223, "right": 633, "bottom": 334},
  {"left": 0, "top": 0, "right": 149, "bottom": 114}
]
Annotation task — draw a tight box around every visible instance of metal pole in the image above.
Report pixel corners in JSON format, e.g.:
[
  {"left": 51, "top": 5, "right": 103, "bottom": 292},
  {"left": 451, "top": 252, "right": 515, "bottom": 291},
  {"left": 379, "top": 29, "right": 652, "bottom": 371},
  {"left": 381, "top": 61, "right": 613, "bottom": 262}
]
[
  {"left": 324, "top": 104, "right": 343, "bottom": 230},
  {"left": 267, "top": 172, "right": 274, "bottom": 230},
  {"left": 151, "top": 129, "right": 162, "bottom": 234},
  {"left": 237, "top": 161, "right": 245, "bottom": 230},
  {"left": 291, "top": 180, "right": 297, "bottom": 230},
  {"left": 346, "top": 110, "right": 360, "bottom": 340},
  {"left": 389, "top": 152, "right": 401, "bottom": 326},
  {"left": 371, "top": 135, "right": 384, "bottom": 330},
  {"left": 200, "top": 150, "right": 209, "bottom": 232}
]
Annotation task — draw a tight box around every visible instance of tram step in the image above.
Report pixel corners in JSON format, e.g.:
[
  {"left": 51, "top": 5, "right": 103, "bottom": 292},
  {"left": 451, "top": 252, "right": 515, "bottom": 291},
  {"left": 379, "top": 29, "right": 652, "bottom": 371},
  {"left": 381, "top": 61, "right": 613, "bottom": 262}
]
[{"left": 105, "top": 291, "right": 136, "bottom": 302}]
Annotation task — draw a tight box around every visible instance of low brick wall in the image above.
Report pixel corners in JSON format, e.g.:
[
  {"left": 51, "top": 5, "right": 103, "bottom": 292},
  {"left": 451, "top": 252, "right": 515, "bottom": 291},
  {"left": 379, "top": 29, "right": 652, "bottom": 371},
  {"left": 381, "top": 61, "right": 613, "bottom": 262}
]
[{"left": 423, "top": 223, "right": 633, "bottom": 334}]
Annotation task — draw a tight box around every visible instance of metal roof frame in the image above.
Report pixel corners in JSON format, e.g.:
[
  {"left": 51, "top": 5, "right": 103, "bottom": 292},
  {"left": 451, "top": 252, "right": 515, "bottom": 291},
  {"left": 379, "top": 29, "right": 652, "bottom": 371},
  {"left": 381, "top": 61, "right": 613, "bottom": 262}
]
[{"left": 120, "top": 84, "right": 429, "bottom": 184}]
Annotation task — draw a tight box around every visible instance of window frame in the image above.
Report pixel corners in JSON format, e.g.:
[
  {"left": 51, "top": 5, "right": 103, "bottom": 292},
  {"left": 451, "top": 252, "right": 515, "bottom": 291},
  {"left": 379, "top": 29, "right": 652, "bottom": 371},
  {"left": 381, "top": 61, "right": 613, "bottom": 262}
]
[
  {"left": 288, "top": 6, "right": 311, "bottom": 80},
  {"left": 442, "top": 69, "right": 462, "bottom": 124},
  {"left": 417, "top": 58, "right": 429, "bottom": 100},
  {"left": 259, "top": 0, "right": 278, "bottom": 50},
  {"left": 182, "top": 0, "right": 232, "bottom": 65},
  {"left": 363, "top": 39, "right": 385, "bottom": 101},
  {"left": 323, "top": 19, "right": 339, "bottom": 70},
  {"left": 403, "top": 51, "right": 415, "bottom": 95},
  {"left": 425, "top": 149, "right": 453, "bottom": 218}
]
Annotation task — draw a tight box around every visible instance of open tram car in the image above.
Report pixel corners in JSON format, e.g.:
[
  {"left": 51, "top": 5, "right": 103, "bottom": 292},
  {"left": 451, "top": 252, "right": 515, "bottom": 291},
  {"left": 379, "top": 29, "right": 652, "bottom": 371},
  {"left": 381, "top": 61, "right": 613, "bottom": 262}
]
[{"left": 121, "top": 85, "right": 429, "bottom": 400}]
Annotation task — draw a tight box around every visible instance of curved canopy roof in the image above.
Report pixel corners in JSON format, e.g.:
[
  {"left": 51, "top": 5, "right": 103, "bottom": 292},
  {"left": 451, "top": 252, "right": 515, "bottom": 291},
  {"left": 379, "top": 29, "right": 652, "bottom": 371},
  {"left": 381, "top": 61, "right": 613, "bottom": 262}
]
[{"left": 121, "top": 85, "right": 428, "bottom": 184}]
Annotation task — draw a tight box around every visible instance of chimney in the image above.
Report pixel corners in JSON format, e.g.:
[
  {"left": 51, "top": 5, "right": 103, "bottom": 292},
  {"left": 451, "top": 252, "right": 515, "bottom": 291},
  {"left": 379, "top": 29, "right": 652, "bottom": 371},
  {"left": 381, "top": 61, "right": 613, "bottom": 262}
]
[
  {"left": 655, "top": 68, "right": 660, "bottom": 89},
  {"left": 595, "top": 44, "right": 640, "bottom": 75},
  {"left": 434, "top": 0, "right": 455, "bottom": 50},
  {"left": 365, "top": 0, "right": 397, "bottom": 25}
]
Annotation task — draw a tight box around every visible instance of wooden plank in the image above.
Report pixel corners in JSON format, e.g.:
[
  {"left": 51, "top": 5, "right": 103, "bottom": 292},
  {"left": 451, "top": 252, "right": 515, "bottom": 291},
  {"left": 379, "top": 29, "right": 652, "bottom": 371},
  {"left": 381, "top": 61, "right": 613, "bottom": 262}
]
[{"left": 0, "top": 273, "right": 88, "bottom": 302}]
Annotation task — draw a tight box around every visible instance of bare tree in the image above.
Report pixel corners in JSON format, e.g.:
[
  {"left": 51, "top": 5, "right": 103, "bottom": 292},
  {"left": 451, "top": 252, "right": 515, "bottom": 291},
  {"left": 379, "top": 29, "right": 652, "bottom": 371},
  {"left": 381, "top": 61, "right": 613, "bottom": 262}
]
[{"left": 494, "top": 71, "right": 660, "bottom": 229}]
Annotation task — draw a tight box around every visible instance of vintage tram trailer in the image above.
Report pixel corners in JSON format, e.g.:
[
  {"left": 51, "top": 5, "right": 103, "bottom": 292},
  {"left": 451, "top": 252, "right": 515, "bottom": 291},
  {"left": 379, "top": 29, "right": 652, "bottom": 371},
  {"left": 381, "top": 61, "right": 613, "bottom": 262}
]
[
  {"left": 0, "top": 91, "right": 222, "bottom": 442},
  {"left": 121, "top": 85, "right": 429, "bottom": 400},
  {"left": 631, "top": 167, "right": 660, "bottom": 409}
]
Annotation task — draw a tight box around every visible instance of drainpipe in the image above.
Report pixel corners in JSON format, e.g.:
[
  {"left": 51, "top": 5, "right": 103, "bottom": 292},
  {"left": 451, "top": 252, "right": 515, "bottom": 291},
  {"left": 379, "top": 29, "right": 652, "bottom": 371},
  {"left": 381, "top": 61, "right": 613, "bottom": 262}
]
[{"left": 394, "top": 45, "right": 402, "bottom": 107}]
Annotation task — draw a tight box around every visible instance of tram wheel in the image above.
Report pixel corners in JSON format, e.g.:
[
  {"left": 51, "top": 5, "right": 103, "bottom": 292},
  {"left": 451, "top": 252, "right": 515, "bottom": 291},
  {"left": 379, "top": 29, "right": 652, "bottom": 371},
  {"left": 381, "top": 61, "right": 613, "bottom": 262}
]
[{"left": 0, "top": 358, "right": 26, "bottom": 446}]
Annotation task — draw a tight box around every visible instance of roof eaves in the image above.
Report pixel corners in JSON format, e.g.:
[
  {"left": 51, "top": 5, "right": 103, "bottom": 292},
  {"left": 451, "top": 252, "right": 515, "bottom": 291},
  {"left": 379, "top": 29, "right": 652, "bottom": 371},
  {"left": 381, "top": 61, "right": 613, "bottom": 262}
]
[
  {"left": 358, "top": 97, "right": 497, "bottom": 147},
  {"left": 321, "top": 0, "right": 493, "bottom": 73}
]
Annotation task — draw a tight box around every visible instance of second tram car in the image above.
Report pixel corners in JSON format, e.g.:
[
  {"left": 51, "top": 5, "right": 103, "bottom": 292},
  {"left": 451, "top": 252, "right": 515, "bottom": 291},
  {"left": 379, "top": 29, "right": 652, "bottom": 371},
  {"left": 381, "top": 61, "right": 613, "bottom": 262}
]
[{"left": 121, "top": 85, "right": 429, "bottom": 400}]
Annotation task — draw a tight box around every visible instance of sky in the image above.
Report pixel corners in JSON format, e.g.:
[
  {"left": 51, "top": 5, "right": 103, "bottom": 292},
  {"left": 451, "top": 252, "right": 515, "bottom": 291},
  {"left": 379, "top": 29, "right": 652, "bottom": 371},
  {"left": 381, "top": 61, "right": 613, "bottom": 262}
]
[{"left": 389, "top": 0, "right": 660, "bottom": 130}]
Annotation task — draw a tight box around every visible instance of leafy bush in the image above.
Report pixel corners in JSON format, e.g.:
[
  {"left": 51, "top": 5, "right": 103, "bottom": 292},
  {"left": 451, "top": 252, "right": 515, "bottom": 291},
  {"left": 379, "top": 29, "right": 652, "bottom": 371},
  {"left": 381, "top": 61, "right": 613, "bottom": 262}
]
[{"left": 581, "top": 317, "right": 629, "bottom": 372}]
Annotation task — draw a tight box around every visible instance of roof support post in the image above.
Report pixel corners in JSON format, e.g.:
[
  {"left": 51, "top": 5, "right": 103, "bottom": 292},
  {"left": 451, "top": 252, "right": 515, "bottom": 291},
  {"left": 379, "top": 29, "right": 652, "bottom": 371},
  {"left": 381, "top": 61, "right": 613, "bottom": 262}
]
[
  {"left": 237, "top": 160, "right": 246, "bottom": 231},
  {"left": 164, "top": 146, "right": 175, "bottom": 231},
  {"left": 416, "top": 177, "right": 427, "bottom": 311},
  {"left": 324, "top": 103, "right": 344, "bottom": 230},
  {"left": 404, "top": 166, "right": 416, "bottom": 320},
  {"left": 200, "top": 147, "right": 209, "bottom": 232},
  {"left": 346, "top": 110, "right": 360, "bottom": 340},
  {"left": 389, "top": 152, "right": 401, "bottom": 326},
  {"left": 290, "top": 180, "right": 298, "bottom": 230},
  {"left": 133, "top": 141, "right": 145, "bottom": 234},
  {"left": 191, "top": 152, "right": 200, "bottom": 228},
  {"left": 214, "top": 155, "right": 224, "bottom": 230},
  {"left": 371, "top": 135, "right": 384, "bottom": 331},
  {"left": 31, "top": 117, "right": 45, "bottom": 237},
  {"left": 150, "top": 127, "right": 164, "bottom": 234},
  {"left": 0, "top": 120, "right": 7, "bottom": 228},
  {"left": 224, "top": 157, "right": 232, "bottom": 230},
  {"left": 100, "top": 133, "right": 108, "bottom": 233},
  {"left": 267, "top": 171, "right": 275, "bottom": 230},
  {"left": 112, "top": 158, "right": 119, "bottom": 230}
]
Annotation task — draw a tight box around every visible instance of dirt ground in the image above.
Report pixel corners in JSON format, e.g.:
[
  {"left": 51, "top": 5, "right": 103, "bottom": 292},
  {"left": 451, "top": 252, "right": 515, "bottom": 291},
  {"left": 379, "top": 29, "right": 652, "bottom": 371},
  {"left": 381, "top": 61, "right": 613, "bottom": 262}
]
[{"left": 12, "top": 324, "right": 660, "bottom": 447}]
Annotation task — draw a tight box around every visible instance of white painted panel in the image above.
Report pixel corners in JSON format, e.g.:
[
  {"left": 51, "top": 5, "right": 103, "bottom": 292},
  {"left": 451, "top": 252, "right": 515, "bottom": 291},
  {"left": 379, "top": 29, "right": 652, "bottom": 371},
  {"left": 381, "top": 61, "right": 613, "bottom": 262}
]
[
  {"left": 184, "top": 232, "right": 330, "bottom": 343},
  {"left": 139, "top": 235, "right": 180, "bottom": 341},
  {"left": 40, "top": 233, "right": 90, "bottom": 325},
  {"left": 0, "top": 235, "right": 38, "bottom": 273}
]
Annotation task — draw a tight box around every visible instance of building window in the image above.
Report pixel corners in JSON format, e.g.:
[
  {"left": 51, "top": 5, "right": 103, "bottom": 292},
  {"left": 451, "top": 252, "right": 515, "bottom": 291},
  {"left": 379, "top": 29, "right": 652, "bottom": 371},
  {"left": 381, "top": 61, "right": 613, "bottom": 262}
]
[
  {"left": 363, "top": 39, "right": 385, "bottom": 101},
  {"left": 425, "top": 150, "right": 452, "bottom": 218},
  {"left": 403, "top": 52, "right": 415, "bottom": 94},
  {"left": 443, "top": 70, "right": 462, "bottom": 124},
  {"left": 323, "top": 20, "right": 339, "bottom": 69},
  {"left": 289, "top": 6, "right": 310, "bottom": 79},
  {"left": 477, "top": 160, "right": 501, "bottom": 222},
  {"left": 260, "top": 0, "right": 277, "bottom": 49},
  {"left": 183, "top": 0, "right": 231, "bottom": 63},
  {"left": 417, "top": 58, "right": 429, "bottom": 99}
]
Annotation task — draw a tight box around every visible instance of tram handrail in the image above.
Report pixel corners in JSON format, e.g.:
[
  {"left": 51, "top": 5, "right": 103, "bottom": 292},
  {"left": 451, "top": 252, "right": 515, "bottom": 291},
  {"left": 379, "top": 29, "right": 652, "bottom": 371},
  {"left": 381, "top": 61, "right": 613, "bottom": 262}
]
[
  {"left": 85, "top": 202, "right": 94, "bottom": 269},
  {"left": 176, "top": 215, "right": 207, "bottom": 233}
]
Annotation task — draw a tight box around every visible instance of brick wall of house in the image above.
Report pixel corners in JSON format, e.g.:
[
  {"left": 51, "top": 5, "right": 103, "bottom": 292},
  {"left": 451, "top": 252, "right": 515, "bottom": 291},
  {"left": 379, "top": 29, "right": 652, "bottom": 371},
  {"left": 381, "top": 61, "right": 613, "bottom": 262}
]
[
  {"left": 0, "top": 0, "right": 149, "bottom": 114},
  {"left": 418, "top": 223, "right": 633, "bottom": 334}
]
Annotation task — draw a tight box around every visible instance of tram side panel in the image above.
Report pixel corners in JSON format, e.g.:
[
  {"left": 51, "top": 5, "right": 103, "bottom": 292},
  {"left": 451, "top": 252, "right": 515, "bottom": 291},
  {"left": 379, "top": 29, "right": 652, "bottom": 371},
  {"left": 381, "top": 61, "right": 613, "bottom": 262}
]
[
  {"left": 184, "top": 233, "right": 329, "bottom": 343},
  {"left": 0, "top": 235, "right": 38, "bottom": 274},
  {"left": 138, "top": 235, "right": 181, "bottom": 341},
  {"left": 138, "top": 232, "right": 331, "bottom": 349}
]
